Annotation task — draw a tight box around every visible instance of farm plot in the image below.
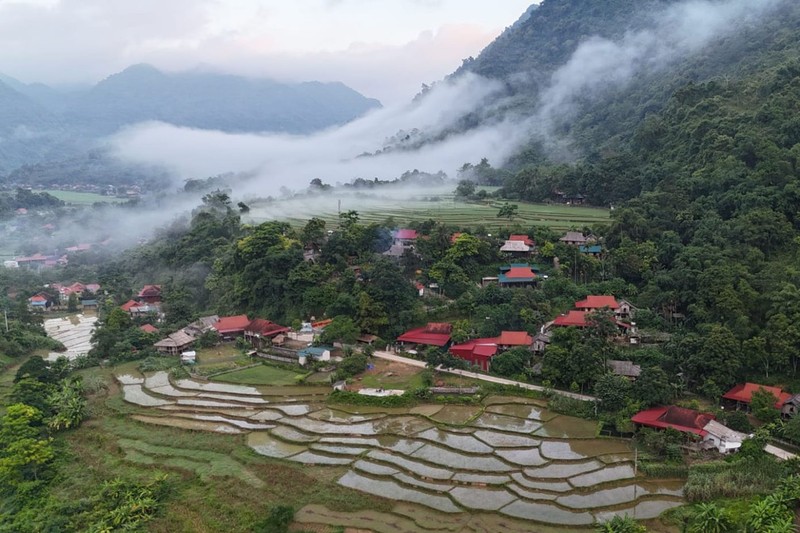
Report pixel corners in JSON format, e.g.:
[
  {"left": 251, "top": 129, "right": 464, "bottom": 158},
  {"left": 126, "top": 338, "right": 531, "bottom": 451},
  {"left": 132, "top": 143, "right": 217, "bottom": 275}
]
[
  {"left": 43, "top": 314, "right": 96, "bottom": 361},
  {"left": 246, "top": 189, "right": 609, "bottom": 232},
  {"left": 115, "top": 369, "right": 684, "bottom": 530}
]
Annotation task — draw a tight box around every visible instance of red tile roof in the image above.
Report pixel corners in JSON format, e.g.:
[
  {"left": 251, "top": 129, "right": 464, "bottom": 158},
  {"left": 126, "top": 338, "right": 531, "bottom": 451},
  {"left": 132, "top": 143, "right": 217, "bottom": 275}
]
[
  {"left": 29, "top": 294, "right": 48, "bottom": 302},
  {"left": 138, "top": 285, "right": 162, "bottom": 298},
  {"left": 140, "top": 324, "right": 159, "bottom": 333},
  {"left": 509, "top": 234, "right": 534, "bottom": 246},
  {"left": 213, "top": 315, "right": 251, "bottom": 335},
  {"left": 505, "top": 266, "right": 536, "bottom": 279},
  {"left": 246, "top": 318, "right": 290, "bottom": 337},
  {"left": 632, "top": 406, "right": 715, "bottom": 437},
  {"left": 397, "top": 327, "right": 451, "bottom": 347},
  {"left": 120, "top": 300, "right": 139, "bottom": 312},
  {"left": 450, "top": 232, "right": 464, "bottom": 244},
  {"left": 312, "top": 318, "right": 333, "bottom": 329},
  {"left": 575, "top": 295, "right": 620, "bottom": 310},
  {"left": 394, "top": 229, "right": 418, "bottom": 240},
  {"left": 722, "top": 383, "right": 791, "bottom": 409},
  {"left": 496, "top": 331, "right": 533, "bottom": 346},
  {"left": 552, "top": 310, "right": 590, "bottom": 327}
]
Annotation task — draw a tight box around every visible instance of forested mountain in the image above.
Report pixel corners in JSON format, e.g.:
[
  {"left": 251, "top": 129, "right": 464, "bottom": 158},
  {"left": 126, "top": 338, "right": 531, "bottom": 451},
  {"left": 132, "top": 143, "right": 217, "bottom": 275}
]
[
  {"left": 0, "top": 65, "right": 381, "bottom": 175},
  {"left": 62, "top": 64, "right": 381, "bottom": 136},
  {"left": 451, "top": 0, "right": 800, "bottom": 395}
]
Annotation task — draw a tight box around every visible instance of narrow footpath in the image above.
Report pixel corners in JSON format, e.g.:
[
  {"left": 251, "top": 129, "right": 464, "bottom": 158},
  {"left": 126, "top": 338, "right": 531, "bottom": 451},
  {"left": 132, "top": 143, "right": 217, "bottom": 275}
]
[{"left": 371, "top": 350, "right": 597, "bottom": 402}]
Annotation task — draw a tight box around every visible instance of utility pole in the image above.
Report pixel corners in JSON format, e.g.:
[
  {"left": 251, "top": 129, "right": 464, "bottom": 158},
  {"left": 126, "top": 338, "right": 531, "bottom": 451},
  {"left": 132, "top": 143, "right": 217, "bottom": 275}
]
[{"left": 4, "top": 309, "right": 7, "bottom": 333}]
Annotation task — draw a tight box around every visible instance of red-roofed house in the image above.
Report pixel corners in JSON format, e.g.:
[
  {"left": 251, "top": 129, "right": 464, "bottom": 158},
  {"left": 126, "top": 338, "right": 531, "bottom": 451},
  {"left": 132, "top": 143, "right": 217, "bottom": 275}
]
[
  {"left": 393, "top": 229, "right": 418, "bottom": 244},
  {"left": 28, "top": 293, "right": 50, "bottom": 309},
  {"left": 137, "top": 285, "right": 162, "bottom": 303},
  {"left": 450, "top": 338, "right": 499, "bottom": 371},
  {"left": 575, "top": 295, "right": 634, "bottom": 320},
  {"left": 244, "top": 318, "right": 291, "bottom": 349},
  {"left": 552, "top": 310, "right": 591, "bottom": 328},
  {"left": 213, "top": 315, "right": 251, "bottom": 338},
  {"left": 722, "top": 383, "right": 791, "bottom": 410},
  {"left": 449, "top": 330, "right": 533, "bottom": 371},
  {"left": 509, "top": 234, "right": 535, "bottom": 247},
  {"left": 631, "top": 406, "right": 716, "bottom": 437},
  {"left": 498, "top": 264, "right": 537, "bottom": 288},
  {"left": 397, "top": 322, "right": 452, "bottom": 348},
  {"left": 496, "top": 331, "right": 533, "bottom": 348},
  {"left": 140, "top": 324, "right": 159, "bottom": 334},
  {"left": 120, "top": 300, "right": 139, "bottom": 312}
]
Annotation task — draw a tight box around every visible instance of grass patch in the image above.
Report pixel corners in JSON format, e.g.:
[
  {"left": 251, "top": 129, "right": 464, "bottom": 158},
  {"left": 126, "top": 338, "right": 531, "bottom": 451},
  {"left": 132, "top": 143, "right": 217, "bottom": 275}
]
[
  {"left": 213, "top": 364, "right": 303, "bottom": 386},
  {"left": 35, "top": 189, "right": 124, "bottom": 205},
  {"left": 196, "top": 344, "right": 246, "bottom": 366},
  {"left": 248, "top": 189, "right": 610, "bottom": 232},
  {"left": 119, "top": 438, "right": 264, "bottom": 487}
]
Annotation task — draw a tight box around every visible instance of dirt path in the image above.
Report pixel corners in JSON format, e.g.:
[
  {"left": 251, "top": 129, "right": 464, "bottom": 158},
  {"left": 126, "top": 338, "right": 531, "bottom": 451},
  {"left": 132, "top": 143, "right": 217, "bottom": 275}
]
[{"left": 371, "top": 350, "right": 597, "bottom": 402}]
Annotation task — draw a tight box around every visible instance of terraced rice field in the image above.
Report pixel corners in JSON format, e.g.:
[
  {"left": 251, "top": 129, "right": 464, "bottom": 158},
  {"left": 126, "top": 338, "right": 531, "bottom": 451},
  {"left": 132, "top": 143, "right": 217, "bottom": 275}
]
[
  {"left": 246, "top": 189, "right": 609, "bottom": 232},
  {"left": 115, "top": 371, "right": 683, "bottom": 531},
  {"left": 43, "top": 315, "right": 96, "bottom": 361}
]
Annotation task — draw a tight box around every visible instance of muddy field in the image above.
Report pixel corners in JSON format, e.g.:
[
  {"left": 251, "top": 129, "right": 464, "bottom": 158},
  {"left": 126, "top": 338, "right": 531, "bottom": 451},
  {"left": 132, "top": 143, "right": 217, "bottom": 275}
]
[{"left": 115, "top": 369, "right": 684, "bottom": 531}]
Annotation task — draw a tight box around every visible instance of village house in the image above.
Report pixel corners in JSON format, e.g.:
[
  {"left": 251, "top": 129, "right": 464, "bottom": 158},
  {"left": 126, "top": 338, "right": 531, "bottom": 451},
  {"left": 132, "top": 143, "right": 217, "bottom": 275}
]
[
  {"left": 28, "top": 293, "right": 50, "bottom": 310},
  {"left": 782, "top": 394, "right": 800, "bottom": 418},
  {"left": 579, "top": 244, "right": 603, "bottom": 258},
  {"left": 154, "top": 330, "right": 197, "bottom": 355},
  {"left": 183, "top": 315, "right": 219, "bottom": 337},
  {"left": 120, "top": 299, "right": 160, "bottom": 318},
  {"left": 298, "top": 346, "right": 332, "bottom": 366},
  {"left": 392, "top": 229, "right": 418, "bottom": 246},
  {"left": 244, "top": 318, "right": 291, "bottom": 350},
  {"left": 607, "top": 360, "right": 642, "bottom": 380},
  {"left": 721, "top": 383, "right": 792, "bottom": 411},
  {"left": 631, "top": 405, "right": 748, "bottom": 454},
  {"left": 137, "top": 285, "right": 162, "bottom": 304},
  {"left": 574, "top": 295, "right": 635, "bottom": 321},
  {"left": 559, "top": 231, "right": 591, "bottom": 246},
  {"left": 212, "top": 315, "right": 251, "bottom": 340},
  {"left": 139, "top": 324, "right": 159, "bottom": 334},
  {"left": 397, "top": 322, "right": 452, "bottom": 351},
  {"left": 449, "top": 330, "right": 533, "bottom": 371},
  {"left": 498, "top": 264, "right": 538, "bottom": 288}
]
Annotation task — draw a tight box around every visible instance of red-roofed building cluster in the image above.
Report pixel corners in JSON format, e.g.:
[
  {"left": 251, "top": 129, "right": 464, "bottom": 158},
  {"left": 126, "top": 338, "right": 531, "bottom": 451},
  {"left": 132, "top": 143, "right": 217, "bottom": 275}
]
[{"left": 450, "top": 331, "right": 533, "bottom": 371}]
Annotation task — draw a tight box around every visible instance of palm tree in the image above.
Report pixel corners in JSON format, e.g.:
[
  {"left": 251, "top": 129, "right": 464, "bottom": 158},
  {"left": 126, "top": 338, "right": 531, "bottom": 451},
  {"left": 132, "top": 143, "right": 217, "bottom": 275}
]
[{"left": 689, "top": 503, "right": 734, "bottom": 533}]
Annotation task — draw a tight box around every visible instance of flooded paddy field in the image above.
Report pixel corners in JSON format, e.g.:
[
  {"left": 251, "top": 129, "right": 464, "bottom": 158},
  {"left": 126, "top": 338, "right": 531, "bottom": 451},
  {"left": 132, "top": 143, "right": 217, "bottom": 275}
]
[{"left": 114, "top": 369, "right": 684, "bottom": 530}]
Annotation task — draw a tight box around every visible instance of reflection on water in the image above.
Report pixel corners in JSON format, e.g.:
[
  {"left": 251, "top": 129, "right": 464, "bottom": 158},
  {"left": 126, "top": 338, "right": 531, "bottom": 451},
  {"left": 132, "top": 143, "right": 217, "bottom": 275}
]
[{"left": 118, "top": 370, "right": 685, "bottom": 527}]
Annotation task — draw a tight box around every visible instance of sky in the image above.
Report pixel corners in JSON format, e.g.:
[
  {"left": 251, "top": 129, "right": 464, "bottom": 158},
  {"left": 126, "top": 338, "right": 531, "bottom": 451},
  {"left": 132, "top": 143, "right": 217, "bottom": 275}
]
[{"left": 0, "top": 0, "right": 535, "bottom": 105}]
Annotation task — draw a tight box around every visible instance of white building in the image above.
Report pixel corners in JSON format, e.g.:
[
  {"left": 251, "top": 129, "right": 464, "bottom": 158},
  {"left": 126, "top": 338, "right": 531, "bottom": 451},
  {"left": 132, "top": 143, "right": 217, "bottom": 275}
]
[{"left": 702, "top": 420, "right": 749, "bottom": 454}]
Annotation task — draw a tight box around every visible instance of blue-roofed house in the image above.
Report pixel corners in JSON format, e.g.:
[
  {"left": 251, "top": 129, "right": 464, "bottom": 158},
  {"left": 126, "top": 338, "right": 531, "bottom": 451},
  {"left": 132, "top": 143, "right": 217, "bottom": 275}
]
[
  {"left": 579, "top": 244, "right": 603, "bottom": 258},
  {"left": 298, "top": 346, "right": 333, "bottom": 366}
]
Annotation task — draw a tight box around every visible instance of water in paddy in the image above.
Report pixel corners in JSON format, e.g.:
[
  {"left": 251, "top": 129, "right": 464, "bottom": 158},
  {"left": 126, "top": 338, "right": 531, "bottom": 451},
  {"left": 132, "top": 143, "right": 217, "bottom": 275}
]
[
  {"left": 121, "top": 372, "right": 685, "bottom": 528},
  {"left": 429, "top": 405, "right": 482, "bottom": 425},
  {"left": 534, "top": 414, "right": 599, "bottom": 438},
  {"left": 247, "top": 432, "right": 306, "bottom": 458},
  {"left": 485, "top": 403, "right": 556, "bottom": 422}
]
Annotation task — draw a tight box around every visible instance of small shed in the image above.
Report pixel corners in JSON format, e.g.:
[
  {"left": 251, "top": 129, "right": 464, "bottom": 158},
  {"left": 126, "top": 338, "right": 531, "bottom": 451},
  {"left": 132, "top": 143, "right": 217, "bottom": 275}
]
[{"left": 180, "top": 350, "right": 197, "bottom": 364}]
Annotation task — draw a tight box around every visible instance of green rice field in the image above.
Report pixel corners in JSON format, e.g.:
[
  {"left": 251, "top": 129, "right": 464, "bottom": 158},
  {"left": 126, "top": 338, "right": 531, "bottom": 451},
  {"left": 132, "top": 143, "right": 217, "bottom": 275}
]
[
  {"left": 247, "top": 190, "right": 609, "bottom": 231},
  {"left": 35, "top": 190, "right": 124, "bottom": 205},
  {"left": 213, "top": 364, "right": 304, "bottom": 386}
]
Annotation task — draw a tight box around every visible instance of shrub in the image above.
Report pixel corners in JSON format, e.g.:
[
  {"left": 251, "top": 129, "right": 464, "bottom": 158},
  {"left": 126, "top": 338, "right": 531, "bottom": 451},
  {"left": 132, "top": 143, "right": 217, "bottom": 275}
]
[{"left": 254, "top": 505, "right": 294, "bottom": 533}]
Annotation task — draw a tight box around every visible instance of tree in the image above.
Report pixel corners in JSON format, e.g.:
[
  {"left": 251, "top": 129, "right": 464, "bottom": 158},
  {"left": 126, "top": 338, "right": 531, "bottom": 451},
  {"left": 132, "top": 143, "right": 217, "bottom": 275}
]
[
  {"left": 48, "top": 379, "right": 87, "bottom": 431},
  {"left": 319, "top": 316, "right": 359, "bottom": 345},
  {"left": 0, "top": 404, "right": 54, "bottom": 487},
  {"left": 497, "top": 202, "right": 519, "bottom": 221},
  {"left": 594, "top": 373, "right": 633, "bottom": 412},
  {"left": 750, "top": 387, "right": 781, "bottom": 423},
  {"left": 454, "top": 180, "right": 476, "bottom": 199},
  {"left": 633, "top": 367, "right": 673, "bottom": 408},
  {"left": 67, "top": 292, "right": 78, "bottom": 312},
  {"left": 688, "top": 502, "right": 734, "bottom": 533},
  {"left": 491, "top": 347, "right": 531, "bottom": 378},
  {"left": 335, "top": 353, "right": 368, "bottom": 380}
]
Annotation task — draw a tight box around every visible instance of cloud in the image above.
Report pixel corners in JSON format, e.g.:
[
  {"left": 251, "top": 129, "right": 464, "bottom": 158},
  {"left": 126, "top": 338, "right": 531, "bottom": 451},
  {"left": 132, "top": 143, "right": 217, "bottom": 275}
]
[{"left": 110, "top": 72, "right": 520, "bottom": 192}]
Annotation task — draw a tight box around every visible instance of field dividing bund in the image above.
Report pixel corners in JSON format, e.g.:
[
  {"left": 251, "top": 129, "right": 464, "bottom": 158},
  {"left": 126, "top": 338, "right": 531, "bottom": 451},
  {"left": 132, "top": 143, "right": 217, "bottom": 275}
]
[
  {"left": 247, "top": 192, "right": 609, "bottom": 232},
  {"left": 114, "top": 370, "right": 684, "bottom": 531}
]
